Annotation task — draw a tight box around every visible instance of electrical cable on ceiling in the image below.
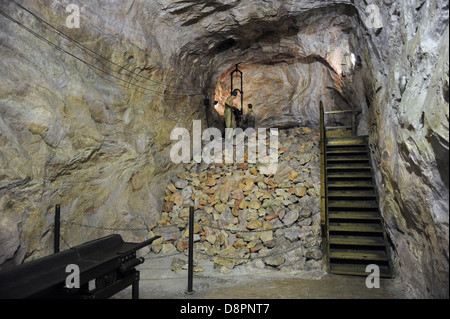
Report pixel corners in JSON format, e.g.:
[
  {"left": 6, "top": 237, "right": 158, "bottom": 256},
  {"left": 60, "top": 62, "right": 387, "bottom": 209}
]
[
  {"left": 1, "top": 1, "right": 204, "bottom": 97},
  {"left": 9, "top": 0, "right": 203, "bottom": 94}
]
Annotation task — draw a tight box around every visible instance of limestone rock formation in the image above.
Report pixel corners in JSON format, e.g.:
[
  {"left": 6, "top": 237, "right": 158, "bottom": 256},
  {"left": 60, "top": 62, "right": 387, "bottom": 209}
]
[{"left": 352, "top": 0, "right": 449, "bottom": 299}]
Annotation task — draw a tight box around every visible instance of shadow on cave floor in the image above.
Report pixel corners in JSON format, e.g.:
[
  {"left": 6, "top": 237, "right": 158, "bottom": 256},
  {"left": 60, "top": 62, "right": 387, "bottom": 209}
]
[{"left": 112, "top": 252, "right": 410, "bottom": 299}]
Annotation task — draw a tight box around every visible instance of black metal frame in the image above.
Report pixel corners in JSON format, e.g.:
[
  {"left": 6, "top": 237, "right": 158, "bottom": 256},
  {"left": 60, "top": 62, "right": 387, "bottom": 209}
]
[
  {"left": 54, "top": 204, "right": 60, "bottom": 254},
  {"left": 230, "top": 64, "right": 244, "bottom": 113},
  {"left": 319, "top": 102, "right": 330, "bottom": 273},
  {"left": 0, "top": 234, "right": 159, "bottom": 299},
  {"left": 185, "top": 206, "right": 195, "bottom": 295}
]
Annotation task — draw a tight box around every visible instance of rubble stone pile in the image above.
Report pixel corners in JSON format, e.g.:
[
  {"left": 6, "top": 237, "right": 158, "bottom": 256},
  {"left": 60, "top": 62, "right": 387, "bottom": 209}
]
[{"left": 149, "top": 127, "right": 323, "bottom": 273}]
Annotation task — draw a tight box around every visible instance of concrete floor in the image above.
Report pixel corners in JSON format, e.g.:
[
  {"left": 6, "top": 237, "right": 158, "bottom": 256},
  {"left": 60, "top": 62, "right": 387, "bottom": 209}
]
[{"left": 113, "top": 252, "right": 410, "bottom": 299}]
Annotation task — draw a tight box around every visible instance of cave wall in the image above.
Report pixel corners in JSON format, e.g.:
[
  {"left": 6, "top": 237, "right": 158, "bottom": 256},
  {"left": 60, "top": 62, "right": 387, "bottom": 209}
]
[
  {"left": 213, "top": 61, "right": 333, "bottom": 129},
  {"left": 189, "top": 3, "right": 364, "bottom": 130},
  {"left": 0, "top": 0, "right": 206, "bottom": 265},
  {"left": 0, "top": 0, "right": 364, "bottom": 267},
  {"left": 352, "top": 0, "right": 449, "bottom": 298}
]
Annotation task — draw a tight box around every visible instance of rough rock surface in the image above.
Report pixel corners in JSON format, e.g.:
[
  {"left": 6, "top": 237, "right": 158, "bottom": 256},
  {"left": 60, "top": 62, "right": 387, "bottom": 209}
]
[
  {"left": 0, "top": 0, "right": 447, "bottom": 298},
  {"left": 150, "top": 128, "right": 322, "bottom": 272},
  {"left": 351, "top": 0, "right": 449, "bottom": 299},
  {"left": 0, "top": 0, "right": 348, "bottom": 266},
  {"left": 0, "top": 0, "right": 204, "bottom": 264}
]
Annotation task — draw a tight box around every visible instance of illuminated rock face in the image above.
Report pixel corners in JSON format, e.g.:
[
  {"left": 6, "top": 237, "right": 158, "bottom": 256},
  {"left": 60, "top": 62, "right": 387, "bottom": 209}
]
[
  {"left": 354, "top": 0, "right": 449, "bottom": 299},
  {"left": 0, "top": 0, "right": 448, "bottom": 298},
  {"left": 214, "top": 60, "right": 334, "bottom": 129}
]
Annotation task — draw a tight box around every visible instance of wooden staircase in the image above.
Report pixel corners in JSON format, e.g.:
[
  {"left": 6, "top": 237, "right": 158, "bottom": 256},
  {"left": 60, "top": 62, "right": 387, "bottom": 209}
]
[{"left": 320, "top": 102, "right": 393, "bottom": 278}]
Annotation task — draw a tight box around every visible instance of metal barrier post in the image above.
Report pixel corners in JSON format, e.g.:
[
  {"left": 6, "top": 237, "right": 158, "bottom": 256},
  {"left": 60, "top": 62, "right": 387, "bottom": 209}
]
[
  {"left": 185, "top": 206, "right": 195, "bottom": 295},
  {"left": 54, "top": 204, "right": 60, "bottom": 253}
]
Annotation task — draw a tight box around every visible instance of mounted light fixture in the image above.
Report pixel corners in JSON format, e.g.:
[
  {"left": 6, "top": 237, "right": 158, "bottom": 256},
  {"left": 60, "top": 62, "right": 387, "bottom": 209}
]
[{"left": 350, "top": 53, "right": 357, "bottom": 69}]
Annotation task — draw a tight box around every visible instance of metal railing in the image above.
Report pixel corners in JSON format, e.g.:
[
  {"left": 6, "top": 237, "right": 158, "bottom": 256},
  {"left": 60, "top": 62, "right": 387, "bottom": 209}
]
[
  {"left": 319, "top": 101, "right": 327, "bottom": 227},
  {"left": 319, "top": 101, "right": 330, "bottom": 274}
]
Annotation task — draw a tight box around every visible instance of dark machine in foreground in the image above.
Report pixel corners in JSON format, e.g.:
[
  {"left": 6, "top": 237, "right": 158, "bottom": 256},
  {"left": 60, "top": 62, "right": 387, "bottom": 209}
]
[{"left": 0, "top": 234, "right": 159, "bottom": 299}]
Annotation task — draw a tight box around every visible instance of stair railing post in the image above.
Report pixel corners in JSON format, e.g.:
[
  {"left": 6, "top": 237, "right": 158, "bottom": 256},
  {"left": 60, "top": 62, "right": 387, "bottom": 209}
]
[
  {"left": 320, "top": 101, "right": 326, "bottom": 227},
  {"left": 185, "top": 206, "right": 195, "bottom": 295},
  {"left": 54, "top": 204, "right": 60, "bottom": 254}
]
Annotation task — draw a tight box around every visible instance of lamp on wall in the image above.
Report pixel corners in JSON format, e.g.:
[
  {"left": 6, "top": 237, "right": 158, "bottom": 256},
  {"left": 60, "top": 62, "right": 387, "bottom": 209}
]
[
  {"left": 350, "top": 53, "right": 357, "bottom": 69},
  {"left": 399, "top": 75, "right": 407, "bottom": 95}
]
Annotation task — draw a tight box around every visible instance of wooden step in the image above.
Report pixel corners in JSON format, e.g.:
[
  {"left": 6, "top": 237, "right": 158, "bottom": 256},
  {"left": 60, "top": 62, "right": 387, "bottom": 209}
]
[
  {"left": 326, "top": 148, "right": 367, "bottom": 155},
  {"left": 326, "top": 141, "right": 366, "bottom": 147},
  {"left": 329, "top": 235, "right": 386, "bottom": 247},
  {"left": 326, "top": 137, "right": 367, "bottom": 146},
  {"left": 327, "top": 163, "right": 371, "bottom": 170},
  {"left": 327, "top": 180, "right": 374, "bottom": 188},
  {"left": 327, "top": 135, "right": 367, "bottom": 139},
  {"left": 326, "top": 156, "right": 369, "bottom": 162},
  {"left": 329, "top": 222, "right": 383, "bottom": 233},
  {"left": 326, "top": 171, "right": 372, "bottom": 179},
  {"left": 325, "top": 128, "right": 353, "bottom": 138},
  {"left": 329, "top": 249, "right": 388, "bottom": 261},
  {"left": 328, "top": 211, "right": 381, "bottom": 220},
  {"left": 326, "top": 126, "right": 353, "bottom": 130},
  {"left": 327, "top": 200, "right": 378, "bottom": 209},
  {"left": 326, "top": 133, "right": 353, "bottom": 138},
  {"left": 329, "top": 263, "right": 392, "bottom": 277},
  {"left": 327, "top": 190, "right": 376, "bottom": 198}
]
